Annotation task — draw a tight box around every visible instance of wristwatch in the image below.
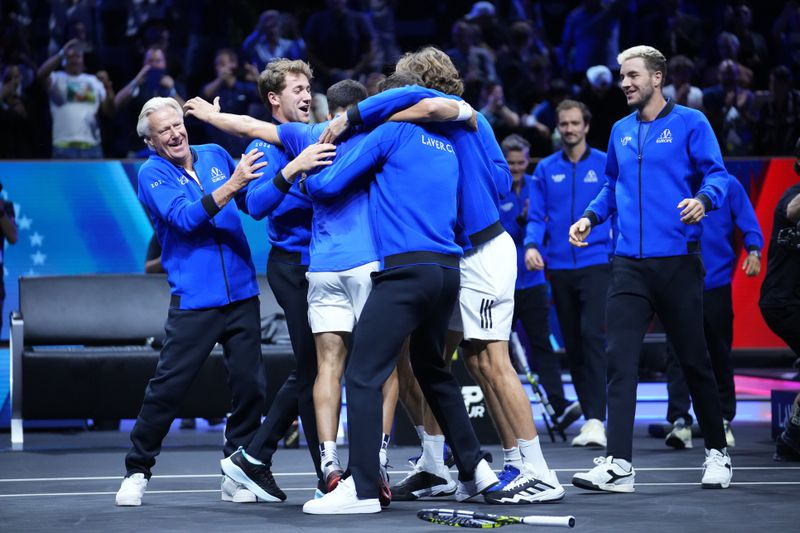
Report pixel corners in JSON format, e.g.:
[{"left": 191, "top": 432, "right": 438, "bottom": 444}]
[{"left": 748, "top": 249, "right": 761, "bottom": 258}]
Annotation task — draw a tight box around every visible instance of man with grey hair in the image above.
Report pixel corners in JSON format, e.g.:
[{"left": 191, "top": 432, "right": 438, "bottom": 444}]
[
  {"left": 115, "top": 96, "right": 268, "bottom": 507},
  {"left": 569, "top": 45, "right": 733, "bottom": 492}
]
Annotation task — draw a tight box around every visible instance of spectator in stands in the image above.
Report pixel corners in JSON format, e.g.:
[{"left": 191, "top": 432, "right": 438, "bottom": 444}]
[
  {"left": 479, "top": 82, "right": 519, "bottom": 132},
  {"left": 559, "top": 0, "right": 624, "bottom": 82},
  {"left": 241, "top": 10, "right": 306, "bottom": 72},
  {"left": 703, "top": 59, "right": 754, "bottom": 156},
  {"left": 199, "top": 49, "right": 260, "bottom": 156},
  {"left": 578, "top": 65, "right": 628, "bottom": 151},
  {"left": 663, "top": 55, "right": 703, "bottom": 110},
  {"left": 772, "top": 1, "right": 800, "bottom": 74},
  {"left": 527, "top": 78, "right": 569, "bottom": 141},
  {"left": 304, "top": 0, "right": 377, "bottom": 90},
  {"left": 0, "top": 63, "right": 35, "bottom": 158},
  {"left": 724, "top": 3, "right": 769, "bottom": 84},
  {"left": 638, "top": 0, "right": 703, "bottom": 60},
  {"left": 446, "top": 20, "right": 497, "bottom": 105},
  {"left": 364, "top": 72, "right": 386, "bottom": 96},
  {"left": 463, "top": 1, "right": 508, "bottom": 53},
  {"left": 753, "top": 66, "right": 800, "bottom": 156},
  {"left": 704, "top": 32, "right": 753, "bottom": 88},
  {"left": 36, "top": 38, "right": 115, "bottom": 158},
  {"left": 115, "top": 46, "right": 186, "bottom": 156},
  {"left": 369, "top": 0, "right": 401, "bottom": 68},
  {"left": 496, "top": 20, "right": 549, "bottom": 113}
]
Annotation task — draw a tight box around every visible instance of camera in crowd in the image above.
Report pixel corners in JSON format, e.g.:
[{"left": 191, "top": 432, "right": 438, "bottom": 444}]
[{"left": 777, "top": 221, "right": 800, "bottom": 251}]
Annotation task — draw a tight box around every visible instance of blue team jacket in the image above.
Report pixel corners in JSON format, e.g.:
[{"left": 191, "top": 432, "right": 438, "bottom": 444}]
[
  {"left": 244, "top": 137, "right": 312, "bottom": 265},
  {"left": 525, "top": 147, "right": 613, "bottom": 269},
  {"left": 137, "top": 144, "right": 259, "bottom": 309},
  {"left": 304, "top": 121, "right": 462, "bottom": 268},
  {"left": 499, "top": 176, "right": 545, "bottom": 289},
  {"left": 585, "top": 100, "right": 729, "bottom": 258},
  {"left": 277, "top": 121, "right": 378, "bottom": 272},
  {"left": 349, "top": 85, "right": 512, "bottom": 251},
  {"left": 701, "top": 176, "right": 763, "bottom": 290}
]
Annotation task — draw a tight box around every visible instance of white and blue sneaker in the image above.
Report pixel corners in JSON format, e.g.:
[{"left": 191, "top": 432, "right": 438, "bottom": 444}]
[
  {"left": 572, "top": 456, "right": 635, "bottom": 493},
  {"left": 486, "top": 465, "right": 521, "bottom": 493},
  {"left": 484, "top": 464, "right": 565, "bottom": 504}
]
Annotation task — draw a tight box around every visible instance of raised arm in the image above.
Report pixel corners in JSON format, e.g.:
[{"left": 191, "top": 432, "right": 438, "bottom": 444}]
[{"left": 184, "top": 96, "right": 281, "bottom": 145}]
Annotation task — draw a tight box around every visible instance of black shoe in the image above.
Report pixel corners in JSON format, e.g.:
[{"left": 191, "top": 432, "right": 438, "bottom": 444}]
[
  {"left": 221, "top": 448, "right": 286, "bottom": 502},
  {"left": 554, "top": 401, "right": 582, "bottom": 431},
  {"left": 390, "top": 465, "right": 457, "bottom": 501}
]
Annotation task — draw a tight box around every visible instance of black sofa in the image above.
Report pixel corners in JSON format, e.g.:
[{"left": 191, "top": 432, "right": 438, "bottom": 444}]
[{"left": 9, "top": 274, "right": 294, "bottom": 448}]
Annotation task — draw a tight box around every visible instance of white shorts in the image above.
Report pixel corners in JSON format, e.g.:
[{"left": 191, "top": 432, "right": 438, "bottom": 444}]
[
  {"left": 448, "top": 232, "right": 517, "bottom": 341},
  {"left": 306, "top": 261, "right": 379, "bottom": 334}
]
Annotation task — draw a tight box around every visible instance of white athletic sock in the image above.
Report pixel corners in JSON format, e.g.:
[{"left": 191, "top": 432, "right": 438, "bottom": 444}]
[
  {"left": 320, "top": 441, "right": 340, "bottom": 475},
  {"left": 419, "top": 431, "right": 445, "bottom": 472},
  {"left": 241, "top": 449, "right": 264, "bottom": 466},
  {"left": 612, "top": 458, "right": 632, "bottom": 471},
  {"left": 415, "top": 425, "right": 425, "bottom": 442},
  {"left": 518, "top": 436, "right": 549, "bottom": 475},
  {"left": 379, "top": 433, "right": 390, "bottom": 467},
  {"left": 503, "top": 447, "right": 523, "bottom": 469}
]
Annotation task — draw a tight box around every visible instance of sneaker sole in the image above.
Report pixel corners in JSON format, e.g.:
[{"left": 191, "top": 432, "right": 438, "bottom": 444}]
[
  {"left": 303, "top": 499, "right": 382, "bottom": 515},
  {"left": 701, "top": 480, "right": 731, "bottom": 489},
  {"left": 571, "top": 477, "right": 635, "bottom": 493},
  {"left": 220, "top": 458, "right": 283, "bottom": 503},
  {"left": 391, "top": 483, "right": 457, "bottom": 501},
  {"left": 115, "top": 497, "right": 142, "bottom": 506}
]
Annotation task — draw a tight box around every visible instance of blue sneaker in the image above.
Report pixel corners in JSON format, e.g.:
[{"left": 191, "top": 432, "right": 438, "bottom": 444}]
[{"left": 487, "top": 464, "right": 521, "bottom": 493}]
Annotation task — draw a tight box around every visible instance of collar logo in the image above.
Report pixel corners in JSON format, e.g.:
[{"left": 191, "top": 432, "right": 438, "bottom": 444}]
[
  {"left": 656, "top": 129, "right": 673, "bottom": 143},
  {"left": 210, "top": 167, "right": 227, "bottom": 182}
]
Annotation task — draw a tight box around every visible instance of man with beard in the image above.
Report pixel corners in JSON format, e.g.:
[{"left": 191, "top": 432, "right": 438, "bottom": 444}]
[{"left": 569, "top": 45, "right": 732, "bottom": 492}]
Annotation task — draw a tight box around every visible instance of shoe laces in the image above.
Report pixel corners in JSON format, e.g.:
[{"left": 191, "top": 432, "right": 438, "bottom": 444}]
[
  {"left": 498, "top": 465, "right": 520, "bottom": 484},
  {"left": 703, "top": 449, "right": 728, "bottom": 467}
]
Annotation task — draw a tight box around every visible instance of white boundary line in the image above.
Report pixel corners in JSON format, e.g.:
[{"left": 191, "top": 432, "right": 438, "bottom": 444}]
[
  {"left": 1, "top": 482, "right": 799, "bottom": 499},
  {"left": 1, "top": 466, "right": 799, "bottom": 483}
]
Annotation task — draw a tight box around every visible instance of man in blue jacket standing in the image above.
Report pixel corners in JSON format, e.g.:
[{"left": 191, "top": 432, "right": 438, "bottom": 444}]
[
  {"left": 569, "top": 45, "right": 733, "bottom": 492},
  {"left": 525, "top": 100, "right": 612, "bottom": 448},
  {"left": 116, "top": 97, "right": 268, "bottom": 506},
  {"left": 664, "top": 177, "right": 763, "bottom": 450}
]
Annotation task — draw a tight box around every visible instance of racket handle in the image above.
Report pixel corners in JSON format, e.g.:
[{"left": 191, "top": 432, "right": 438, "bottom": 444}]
[{"left": 522, "top": 515, "right": 576, "bottom": 528}]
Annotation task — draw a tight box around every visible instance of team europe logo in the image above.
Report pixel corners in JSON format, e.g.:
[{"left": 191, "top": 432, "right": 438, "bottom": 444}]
[
  {"left": 584, "top": 169, "right": 598, "bottom": 183},
  {"left": 656, "top": 129, "right": 673, "bottom": 143},
  {"left": 210, "top": 167, "right": 227, "bottom": 182}
]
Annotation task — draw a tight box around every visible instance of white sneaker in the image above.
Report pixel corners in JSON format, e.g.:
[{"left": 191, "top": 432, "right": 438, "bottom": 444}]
[
  {"left": 484, "top": 464, "right": 565, "bottom": 504},
  {"left": 115, "top": 473, "right": 148, "bottom": 506},
  {"left": 572, "top": 456, "right": 635, "bottom": 493},
  {"left": 571, "top": 418, "right": 607, "bottom": 447},
  {"left": 455, "top": 458, "right": 499, "bottom": 502},
  {"left": 302, "top": 476, "right": 381, "bottom": 514},
  {"left": 221, "top": 475, "right": 259, "bottom": 503},
  {"left": 701, "top": 448, "right": 732, "bottom": 489},
  {"left": 665, "top": 418, "right": 693, "bottom": 449},
  {"left": 724, "top": 420, "right": 735, "bottom": 448}
]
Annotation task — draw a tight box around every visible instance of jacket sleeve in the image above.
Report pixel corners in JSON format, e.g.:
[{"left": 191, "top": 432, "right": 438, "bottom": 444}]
[
  {"left": 305, "top": 128, "right": 392, "bottom": 200},
  {"left": 689, "top": 112, "right": 729, "bottom": 211},
  {"left": 584, "top": 137, "right": 618, "bottom": 225},
  {"left": 349, "top": 85, "right": 444, "bottom": 129},
  {"left": 277, "top": 122, "right": 326, "bottom": 158},
  {"left": 525, "top": 168, "right": 547, "bottom": 249},
  {"left": 729, "top": 178, "right": 764, "bottom": 251},
  {"left": 138, "top": 164, "right": 216, "bottom": 235},
  {"left": 244, "top": 141, "right": 293, "bottom": 220},
  {"left": 478, "top": 114, "right": 512, "bottom": 198}
]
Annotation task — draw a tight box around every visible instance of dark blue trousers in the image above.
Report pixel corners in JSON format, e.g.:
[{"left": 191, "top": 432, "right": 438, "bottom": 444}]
[
  {"left": 246, "top": 259, "right": 322, "bottom": 481},
  {"left": 346, "top": 265, "right": 483, "bottom": 499},
  {"left": 605, "top": 255, "right": 726, "bottom": 461},
  {"left": 549, "top": 264, "right": 610, "bottom": 421},
  {"left": 125, "top": 297, "right": 265, "bottom": 477}
]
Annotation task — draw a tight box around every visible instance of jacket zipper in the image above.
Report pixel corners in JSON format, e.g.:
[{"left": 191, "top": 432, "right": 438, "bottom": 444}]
[
  {"left": 570, "top": 161, "right": 577, "bottom": 266},
  {"left": 190, "top": 171, "right": 231, "bottom": 303},
  {"left": 637, "top": 122, "right": 652, "bottom": 258}
]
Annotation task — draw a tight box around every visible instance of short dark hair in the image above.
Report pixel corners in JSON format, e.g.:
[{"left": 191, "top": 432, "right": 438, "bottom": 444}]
[
  {"left": 379, "top": 71, "right": 424, "bottom": 92},
  {"left": 771, "top": 65, "right": 793, "bottom": 84},
  {"left": 501, "top": 134, "right": 530, "bottom": 155},
  {"left": 326, "top": 79, "right": 367, "bottom": 113},
  {"left": 555, "top": 99, "right": 592, "bottom": 126}
]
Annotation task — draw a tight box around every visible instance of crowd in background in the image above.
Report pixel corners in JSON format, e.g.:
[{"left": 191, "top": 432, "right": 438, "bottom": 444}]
[{"left": 1, "top": 0, "right": 800, "bottom": 160}]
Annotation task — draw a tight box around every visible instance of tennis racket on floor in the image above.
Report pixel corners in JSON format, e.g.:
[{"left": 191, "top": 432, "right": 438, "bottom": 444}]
[
  {"left": 510, "top": 332, "right": 566, "bottom": 442},
  {"left": 417, "top": 508, "right": 575, "bottom": 529}
]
